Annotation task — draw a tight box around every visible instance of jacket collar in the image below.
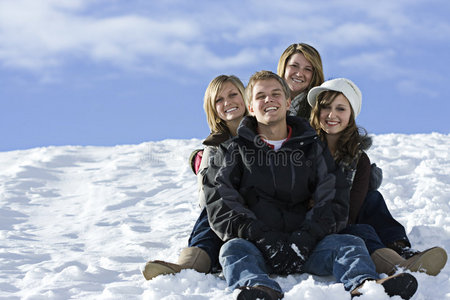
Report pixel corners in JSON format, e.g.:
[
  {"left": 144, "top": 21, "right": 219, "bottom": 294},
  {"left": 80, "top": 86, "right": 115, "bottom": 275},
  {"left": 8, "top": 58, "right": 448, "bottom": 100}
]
[
  {"left": 202, "top": 131, "right": 232, "bottom": 146},
  {"left": 237, "top": 115, "right": 317, "bottom": 145}
]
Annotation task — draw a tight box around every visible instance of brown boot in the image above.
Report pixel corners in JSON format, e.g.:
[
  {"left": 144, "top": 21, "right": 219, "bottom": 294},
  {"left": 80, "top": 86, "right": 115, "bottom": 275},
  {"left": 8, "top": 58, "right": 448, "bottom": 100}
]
[
  {"left": 371, "top": 248, "right": 404, "bottom": 275},
  {"left": 387, "top": 240, "right": 419, "bottom": 259},
  {"left": 351, "top": 273, "right": 418, "bottom": 299},
  {"left": 177, "top": 246, "right": 211, "bottom": 272},
  {"left": 400, "top": 247, "right": 447, "bottom": 275},
  {"left": 142, "top": 247, "right": 211, "bottom": 280},
  {"left": 371, "top": 247, "right": 447, "bottom": 276},
  {"left": 236, "top": 285, "right": 284, "bottom": 300},
  {"left": 142, "top": 260, "right": 182, "bottom": 280}
]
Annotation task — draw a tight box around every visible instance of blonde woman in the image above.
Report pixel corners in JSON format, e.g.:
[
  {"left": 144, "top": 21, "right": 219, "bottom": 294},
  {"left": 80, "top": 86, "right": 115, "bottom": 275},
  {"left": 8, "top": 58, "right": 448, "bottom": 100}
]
[
  {"left": 142, "top": 75, "right": 248, "bottom": 280},
  {"left": 277, "top": 43, "right": 324, "bottom": 118}
]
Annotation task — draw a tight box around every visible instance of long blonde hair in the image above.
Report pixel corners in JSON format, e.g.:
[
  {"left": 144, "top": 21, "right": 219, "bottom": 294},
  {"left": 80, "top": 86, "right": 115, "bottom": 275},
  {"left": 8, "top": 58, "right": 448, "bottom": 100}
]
[
  {"left": 277, "top": 43, "right": 324, "bottom": 93},
  {"left": 203, "top": 75, "right": 247, "bottom": 134}
]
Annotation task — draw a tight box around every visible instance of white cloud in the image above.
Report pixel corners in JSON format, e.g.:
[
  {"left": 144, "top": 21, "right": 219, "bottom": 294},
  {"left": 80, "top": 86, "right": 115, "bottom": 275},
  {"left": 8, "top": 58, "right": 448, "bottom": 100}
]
[
  {"left": 337, "top": 50, "right": 402, "bottom": 78},
  {"left": 0, "top": 0, "right": 448, "bottom": 79},
  {"left": 0, "top": 0, "right": 202, "bottom": 70},
  {"left": 337, "top": 49, "right": 443, "bottom": 99},
  {"left": 397, "top": 79, "right": 439, "bottom": 98},
  {"left": 318, "top": 23, "right": 385, "bottom": 47}
]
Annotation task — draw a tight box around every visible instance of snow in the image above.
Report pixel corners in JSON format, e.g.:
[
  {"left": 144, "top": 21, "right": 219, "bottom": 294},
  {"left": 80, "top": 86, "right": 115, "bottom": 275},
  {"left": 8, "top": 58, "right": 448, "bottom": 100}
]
[{"left": 0, "top": 133, "right": 449, "bottom": 299}]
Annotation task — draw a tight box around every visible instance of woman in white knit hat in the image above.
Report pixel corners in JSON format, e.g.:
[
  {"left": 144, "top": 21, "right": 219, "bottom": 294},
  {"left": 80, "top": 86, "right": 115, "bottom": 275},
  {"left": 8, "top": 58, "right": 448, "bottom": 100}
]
[{"left": 308, "top": 78, "right": 447, "bottom": 277}]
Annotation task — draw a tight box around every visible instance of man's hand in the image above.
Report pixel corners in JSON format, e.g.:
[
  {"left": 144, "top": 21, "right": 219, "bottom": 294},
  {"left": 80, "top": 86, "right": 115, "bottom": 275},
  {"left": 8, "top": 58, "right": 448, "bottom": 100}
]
[
  {"left": 288, "top": 230, "right": 315, "bottom": 264},
  {"left": 255, "top": 231, "right": 306, "bottom": 275}
]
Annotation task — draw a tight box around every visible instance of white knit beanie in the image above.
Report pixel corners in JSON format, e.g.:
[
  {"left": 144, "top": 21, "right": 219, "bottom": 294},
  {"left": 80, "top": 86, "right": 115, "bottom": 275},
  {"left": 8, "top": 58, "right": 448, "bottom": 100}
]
[{"left": 307, "top": 78, "right": 362, "bottom": 117}]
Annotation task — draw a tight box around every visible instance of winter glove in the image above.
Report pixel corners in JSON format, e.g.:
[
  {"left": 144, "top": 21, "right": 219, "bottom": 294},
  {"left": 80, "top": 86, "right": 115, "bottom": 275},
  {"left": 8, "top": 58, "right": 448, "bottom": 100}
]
[
  {"left": 368, "top": 163, "right": 383, "bottom": 190},
  {"left": 255, "top": 231, "right": 298, "bottom": 275},
  {"left": 287, "top": 230, "right": 316, "bottom": 268},
  {"left": 238, "top": 220, "right": 271, "bottom": 241},
  {"left": 239, "top": 221, "right": 296, "bottom": 274},
  {"left": 241, "top": 221, "right": 312, "bottom": 275}
]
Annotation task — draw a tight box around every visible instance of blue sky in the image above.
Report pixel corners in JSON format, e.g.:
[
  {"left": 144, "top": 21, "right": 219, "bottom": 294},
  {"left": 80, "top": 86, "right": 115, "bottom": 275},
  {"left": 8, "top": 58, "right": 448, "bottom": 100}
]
[{"left": 1, "top": 0, "right": 449, "bottom": 151}]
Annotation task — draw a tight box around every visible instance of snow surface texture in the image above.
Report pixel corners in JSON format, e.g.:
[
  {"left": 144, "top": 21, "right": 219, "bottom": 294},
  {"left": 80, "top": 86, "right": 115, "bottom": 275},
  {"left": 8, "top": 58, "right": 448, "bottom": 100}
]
[{"left": 0, "top": 133, "right": 449, "bottom": 299}]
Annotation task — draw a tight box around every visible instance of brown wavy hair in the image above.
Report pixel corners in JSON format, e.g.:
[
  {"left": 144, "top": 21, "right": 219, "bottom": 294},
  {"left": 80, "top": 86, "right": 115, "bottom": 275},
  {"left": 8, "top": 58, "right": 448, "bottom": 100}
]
[{"left": 310, "top": 90, "right": 367, "bottom": 164}]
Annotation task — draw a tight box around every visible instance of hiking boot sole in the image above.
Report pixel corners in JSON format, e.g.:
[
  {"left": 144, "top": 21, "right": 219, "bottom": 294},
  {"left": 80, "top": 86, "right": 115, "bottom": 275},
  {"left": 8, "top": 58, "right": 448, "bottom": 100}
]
[
  {"left": 142, "top": 260, "right": 182, "bottom": 280},
  {"left": 401, "top": 246, "right": 448, "bottom": 276},
  {"left": 236, "top": 286, "right": 283, "bottom": 300},
  {"left": 380, "top": 273, "right": 418, "bottom": 300}
]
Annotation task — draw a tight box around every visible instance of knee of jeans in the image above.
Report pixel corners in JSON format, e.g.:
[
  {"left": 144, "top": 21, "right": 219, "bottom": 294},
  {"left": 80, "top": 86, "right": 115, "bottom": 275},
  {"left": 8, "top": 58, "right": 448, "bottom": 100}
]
[
  {"left": 337, "top": 234, "right": 366, "bottom": 248},
  {"left": 219, "top": 238, "right": 258, "bottom": 258}
]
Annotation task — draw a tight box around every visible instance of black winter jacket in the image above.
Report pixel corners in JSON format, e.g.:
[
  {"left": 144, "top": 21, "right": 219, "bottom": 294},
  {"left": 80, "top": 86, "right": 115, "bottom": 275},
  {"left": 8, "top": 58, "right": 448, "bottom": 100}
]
[{"left": 204, "top": 116, "right": 350, "bottom": 255}]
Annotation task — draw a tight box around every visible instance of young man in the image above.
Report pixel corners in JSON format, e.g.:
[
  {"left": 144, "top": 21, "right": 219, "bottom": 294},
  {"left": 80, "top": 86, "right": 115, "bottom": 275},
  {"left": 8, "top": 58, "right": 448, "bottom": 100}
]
[{"left": 204, "top": 71, "right": 418, "bottom": 300}]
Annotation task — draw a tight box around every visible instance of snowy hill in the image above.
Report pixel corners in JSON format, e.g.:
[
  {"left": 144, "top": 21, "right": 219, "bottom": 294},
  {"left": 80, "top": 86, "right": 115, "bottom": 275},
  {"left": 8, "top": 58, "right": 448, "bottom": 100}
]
[{"left": 0, "top": 134, "right": 449, "bottom": 299}]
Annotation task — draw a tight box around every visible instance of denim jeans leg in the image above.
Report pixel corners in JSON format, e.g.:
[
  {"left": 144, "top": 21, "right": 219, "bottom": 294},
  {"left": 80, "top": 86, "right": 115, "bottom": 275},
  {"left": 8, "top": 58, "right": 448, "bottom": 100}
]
[
  {"left": 303, "top": 234, "right": 379, "bottom": 291},
  {"left": 219, "top": 238, "right": 282, "bottom": 293},
  {"left": 188, "top": 208, "right": 223, "bottom": 272},
  {"left": 357, "top": 190, "right": 410, "bottom": 246},
  {"left": 340, "top": 224, "right": 385, "bottom": 254}
]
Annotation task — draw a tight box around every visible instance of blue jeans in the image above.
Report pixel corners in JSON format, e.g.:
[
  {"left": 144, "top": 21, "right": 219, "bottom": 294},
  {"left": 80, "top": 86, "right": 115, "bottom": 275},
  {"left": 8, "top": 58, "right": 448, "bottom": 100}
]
[
  {"left": 340, "top": 224, "right": 385, "bottom": 254},
  {"left": 357, "top": 190, "right": 410, "bottom": 247},
  {"left": 219, "top": 234, "right": 380, "bottom": 293},
  {"left": 188, "top": 208, "right": 223, "bottom": 272}
]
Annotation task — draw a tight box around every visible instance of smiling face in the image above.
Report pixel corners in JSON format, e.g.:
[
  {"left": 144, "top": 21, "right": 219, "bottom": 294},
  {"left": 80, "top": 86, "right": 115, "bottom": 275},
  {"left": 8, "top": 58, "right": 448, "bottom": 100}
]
[
  {"left": 319, "top": 93, "right": 352, "bottom": 136},
  {"left": 283, "top": 53, "right": 313, "bottom": 98},
  {"left": 215, "top": 81, "right": 246, "bottom": 126},
  {"left": 249, "top": 79, "right": 291, "bottom": 125}
]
